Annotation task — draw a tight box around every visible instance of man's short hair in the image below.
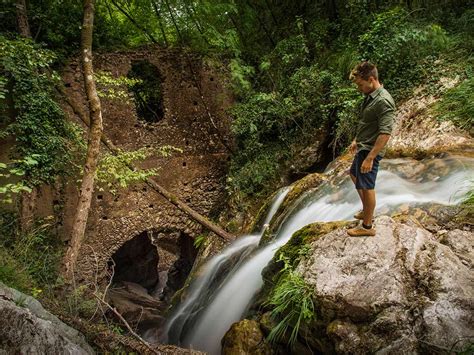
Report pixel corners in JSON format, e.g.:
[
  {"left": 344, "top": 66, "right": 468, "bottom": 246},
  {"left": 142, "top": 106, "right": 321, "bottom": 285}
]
[{"left": 350, "top": 61, "right": 378, "bottom": 81}]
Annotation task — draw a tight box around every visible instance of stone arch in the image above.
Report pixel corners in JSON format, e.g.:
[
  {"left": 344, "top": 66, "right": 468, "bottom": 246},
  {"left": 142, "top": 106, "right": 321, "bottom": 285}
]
[{"left": 108, "top": 225, "right": 198, "bottom": 301}]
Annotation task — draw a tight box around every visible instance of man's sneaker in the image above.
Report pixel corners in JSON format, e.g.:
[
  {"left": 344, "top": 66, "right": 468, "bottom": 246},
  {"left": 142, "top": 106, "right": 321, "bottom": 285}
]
[
  {"left": 347, "top": 225, "right": 376, "bottom": 237},
  {"left": 353, "top": 210, "right": 364, "bottom": 220}
]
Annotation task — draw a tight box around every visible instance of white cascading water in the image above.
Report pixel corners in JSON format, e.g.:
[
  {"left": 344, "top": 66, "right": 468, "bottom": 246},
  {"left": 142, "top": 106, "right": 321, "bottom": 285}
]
[
  {"left": 159, "top": 186, "right": 290, "bottom": 345},
  {"left": 161, "top": 156, "right": 473, "bottom": 354}
]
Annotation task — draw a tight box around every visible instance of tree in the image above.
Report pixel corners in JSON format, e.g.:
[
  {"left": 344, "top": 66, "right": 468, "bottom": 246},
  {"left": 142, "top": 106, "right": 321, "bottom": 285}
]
[
  {"left": 15, "top": 0, "right": 31, "bottom": 38},
  {"left": 64, "top": 0, "right": 104, "bottom": 278}
]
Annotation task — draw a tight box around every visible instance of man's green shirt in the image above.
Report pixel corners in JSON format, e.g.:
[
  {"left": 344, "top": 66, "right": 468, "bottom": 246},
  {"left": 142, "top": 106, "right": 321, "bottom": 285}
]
[{"left": 356, "top": 86, "right": 395, "bottom": 157}]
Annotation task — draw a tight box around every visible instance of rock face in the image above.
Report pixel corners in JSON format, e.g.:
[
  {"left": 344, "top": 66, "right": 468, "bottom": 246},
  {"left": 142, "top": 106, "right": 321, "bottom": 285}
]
[
  {"left": 107, "top": 281, "right": 167, "bottom": 332},
  {"left": 273, "top": 216, "right": 474, "bottom": 353},
  {"left": 388, "top": 76, "right": 471, "bottom": 152},
  {"left": 0, "top": 282, "right": 94, "bottom": 354}
]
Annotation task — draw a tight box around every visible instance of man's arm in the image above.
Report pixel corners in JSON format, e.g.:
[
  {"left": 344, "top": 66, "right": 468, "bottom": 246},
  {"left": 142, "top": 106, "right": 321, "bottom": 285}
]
[
  {"left": 360, "top": 134, "right": 390, "bottom": 173},
  {"left": 350, "top": 139, "right": 357, "bottom": 154}
]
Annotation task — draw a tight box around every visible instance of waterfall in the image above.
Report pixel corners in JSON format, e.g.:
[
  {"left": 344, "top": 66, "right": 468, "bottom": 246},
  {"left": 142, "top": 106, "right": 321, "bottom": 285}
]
[
  {"left": 158, "top": 187, "right": 290, "bottom": 346},
  {"left": 161, "top": 156, "right": 473, "bottom": 354}
]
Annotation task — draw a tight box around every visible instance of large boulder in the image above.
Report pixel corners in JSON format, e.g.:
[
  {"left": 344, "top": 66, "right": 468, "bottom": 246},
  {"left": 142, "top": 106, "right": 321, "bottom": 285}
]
[
  {"left": 0, "top": 282, "right": 94, "bottom": 354},
  {"left": 221, "top": 319, "right": 272, "bottom": 355},
  {"left": 290, "top": 216, "right": 473, "bottom": 353}
]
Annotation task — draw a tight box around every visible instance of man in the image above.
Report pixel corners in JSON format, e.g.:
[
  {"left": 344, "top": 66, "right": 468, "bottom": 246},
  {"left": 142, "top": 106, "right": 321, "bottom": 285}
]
[{"left": 347, "top": 61, "right": 395, "bottom": 237}]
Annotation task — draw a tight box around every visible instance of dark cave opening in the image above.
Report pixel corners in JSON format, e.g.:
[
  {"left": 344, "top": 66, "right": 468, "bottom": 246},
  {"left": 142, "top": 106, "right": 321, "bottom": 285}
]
[
  {"left": 110, "top": 231, "right": 159, "bottom": 291},
  {"left": 127, "top": 60, "right": 164, "bottom": 123},
  {"left": 106, "top": 229, "right": 199, "bottom": 338}
]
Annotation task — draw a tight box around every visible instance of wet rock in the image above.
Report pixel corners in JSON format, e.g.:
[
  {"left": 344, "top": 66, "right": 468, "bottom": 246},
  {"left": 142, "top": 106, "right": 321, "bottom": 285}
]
[
  {"left": 222, "top": 319, "right": 272, "bottom": 355},
  {"left": 292, "top": 216, "right": 473, "bottom": 353},
  {"left": 107, "top": 281, "right": 166, "bottom": 331},
  {"left": 0, "top": 282, "right": 94, "bottom": 354},
  {"left": 288, "top": 127, "right": 330, "bottom": 179}
]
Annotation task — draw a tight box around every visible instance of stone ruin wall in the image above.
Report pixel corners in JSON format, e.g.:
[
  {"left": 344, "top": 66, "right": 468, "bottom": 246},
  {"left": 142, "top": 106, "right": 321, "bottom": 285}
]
[{"left": 57, "top": 46, "right": 234, "bottom": 284}]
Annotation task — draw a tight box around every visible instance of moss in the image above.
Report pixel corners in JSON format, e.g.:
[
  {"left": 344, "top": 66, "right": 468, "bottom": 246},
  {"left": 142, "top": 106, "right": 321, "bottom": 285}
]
[
  {"left": 283, "top": 174, "right": 326, "bottom": 211},
  {"left": 265, "top": 174, "right": 326, "bottom": 239},
  {"left": 275, "top": 221, "right": 348, "bottom": 269},
  {"left": 249, "top": 189, "right": 281, "bottom": 232}
]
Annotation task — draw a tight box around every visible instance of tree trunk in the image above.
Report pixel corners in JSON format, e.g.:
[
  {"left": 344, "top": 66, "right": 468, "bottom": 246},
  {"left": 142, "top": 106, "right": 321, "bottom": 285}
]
[
  {"left": 64, "top": 0, "right": 104, "bottom": 278},
  {"left": 16, "top": 0, "right": 31, "bottom": 38},
  {"left": 58, "top": 86, "right": 236, "bottom": 243},
  {"left": 151, "top": 0, "right": 169, "bottom": 47}
]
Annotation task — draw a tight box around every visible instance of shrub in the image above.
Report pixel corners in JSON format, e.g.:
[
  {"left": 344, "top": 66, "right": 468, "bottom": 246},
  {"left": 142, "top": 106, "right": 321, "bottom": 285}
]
[
  {"left": 0, "top": 36, "right": 84, "bottom": 186},
  {"left": 0, "top": 211, "right": 62, "bottom": 292},
  {"left": 359, "top": 7, "right": 451, "bottom": 98}
]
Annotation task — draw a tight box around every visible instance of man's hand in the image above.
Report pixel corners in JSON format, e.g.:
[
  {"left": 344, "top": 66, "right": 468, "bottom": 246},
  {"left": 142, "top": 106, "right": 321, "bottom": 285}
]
[
  {"left": 361, "top": 157, "right": 373, "bottom": 174},
  {"left": 350, "top": 140, "right": 357, "bottom": 154}
]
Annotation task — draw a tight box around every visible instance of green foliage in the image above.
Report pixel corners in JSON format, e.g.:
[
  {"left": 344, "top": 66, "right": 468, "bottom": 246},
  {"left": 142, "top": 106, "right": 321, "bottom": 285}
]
[
  {"left": 265, "top": 253, "right": 315, "bottom": 347},
  {"left": 0, "top": 36, "right": 84, "bottom": 186},
  {"left": 0, "top": 248, "right": 34, "bottom": 293},
  {"left": 0, "top": 159, "right": 35, "bottom": 203},
  {"left": 435, "top": 77, "right": 474, "bottom": 132},
  {"left": 96, "top": 148, "right": 158, "bottom": 193},
  {"left": 95, "top": 71, "right": 142, "bottom": 102},
  {"left": 96, "top": 146, "right": 181, "bottom": 193},
  {"left": 229, "top": 58, "right": 255, "bottom": 98},
  {"left": 66, "top": 284, "right": 97, "bottom": 319},
  {"left": 193, "top": 234, "right": 207, "bottom": 249},
  {"left": 359, "top": 7, "right": 451, "bottom": 98},
  {"left": 0, "top": 212, "right": 62, "bottom": 294}
]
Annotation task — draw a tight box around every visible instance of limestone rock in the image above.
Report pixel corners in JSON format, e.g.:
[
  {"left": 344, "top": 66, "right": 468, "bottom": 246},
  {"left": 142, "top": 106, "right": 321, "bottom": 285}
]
[
  {"left": 0, "top": 282, "right": 94, "bottom": 354},
  {"left": 294, "top": 216, "right": 473, "bottom": 353},
  {"left": 222, "top": 319, "right": 272, "bottom": 355},
  {"left": 107, "top": 281, "right": 166, "bottom": 331}
]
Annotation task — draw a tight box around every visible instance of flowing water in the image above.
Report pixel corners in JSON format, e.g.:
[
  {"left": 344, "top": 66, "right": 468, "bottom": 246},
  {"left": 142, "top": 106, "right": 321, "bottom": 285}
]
[
  {"left": 160, "top": 156, "right": 473, "bottom": 354},
  {"left": 159, "top": 187, "right": 290, "bottom": 345}
]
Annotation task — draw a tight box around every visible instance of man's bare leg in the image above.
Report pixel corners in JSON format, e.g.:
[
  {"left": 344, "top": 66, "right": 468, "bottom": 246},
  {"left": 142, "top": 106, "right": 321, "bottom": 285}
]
[
  {"left": 350, "top": 173, "right": 364, "bottom": 205},
  {"left": 361, "top": 189, "right": 376, "bottom": 226}
]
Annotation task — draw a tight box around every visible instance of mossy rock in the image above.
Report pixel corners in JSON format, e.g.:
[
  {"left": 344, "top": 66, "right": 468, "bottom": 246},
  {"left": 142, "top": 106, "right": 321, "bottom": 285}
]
[
  {"left": 256, "top": 221, "right": 351, "bottom": 312},
  {"left": 221, "top": 319, "right": 273, "bottom": 355},
  {"left": 259, "top": 174, "right": 327, "bottom": 246},
  {"left": 249, "top": 189, "right": 282, "bottom": 233},
  {"left": 385, "top": 143, "right": 474, "bottom": 160},
  {"left": 276, "top": 221, "right": 350, "bottom": 268}
]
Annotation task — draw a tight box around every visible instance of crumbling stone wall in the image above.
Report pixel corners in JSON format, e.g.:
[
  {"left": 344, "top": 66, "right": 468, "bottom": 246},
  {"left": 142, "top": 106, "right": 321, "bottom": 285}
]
[{"left": 60, "top": 46, "right": 234, "bottom": 284}]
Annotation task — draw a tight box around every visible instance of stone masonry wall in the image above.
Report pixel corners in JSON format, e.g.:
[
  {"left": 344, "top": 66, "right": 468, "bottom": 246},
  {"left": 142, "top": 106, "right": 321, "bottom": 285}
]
[{"left": 60, "top": 46, "right": 234, "bottom": 284}]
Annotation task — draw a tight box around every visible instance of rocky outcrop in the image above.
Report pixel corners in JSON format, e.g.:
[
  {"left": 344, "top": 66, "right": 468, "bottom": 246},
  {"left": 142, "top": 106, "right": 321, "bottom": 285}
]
[
  {"left": 388, "top": 76, "right": 471, "bottom": 154},
  {"left": 254, "top": 215, "right": 473, "bottom": 354},
  {"left": 0, "top": 282, "right": 94, "bottom": 354}
]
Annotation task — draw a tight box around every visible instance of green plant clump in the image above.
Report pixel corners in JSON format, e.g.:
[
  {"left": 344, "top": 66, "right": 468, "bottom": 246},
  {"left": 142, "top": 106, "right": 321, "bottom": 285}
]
[
  {"left": 265, "top": 256, "right": 315, "bottom": 348},
  {"left": 0, "top": 211, "right": 62, "bottom": 295}
]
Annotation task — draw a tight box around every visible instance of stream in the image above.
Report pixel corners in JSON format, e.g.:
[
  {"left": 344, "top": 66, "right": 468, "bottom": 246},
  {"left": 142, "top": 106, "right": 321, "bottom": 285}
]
[{"left": 156, "top": 155, "right": 473, "bottom": 354}]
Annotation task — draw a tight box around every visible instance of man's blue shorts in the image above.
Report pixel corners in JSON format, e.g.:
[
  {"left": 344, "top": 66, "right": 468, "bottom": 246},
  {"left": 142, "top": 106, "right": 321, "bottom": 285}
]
[{"left": 349, "top": 150, "right": 382, "bottom": 190}]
